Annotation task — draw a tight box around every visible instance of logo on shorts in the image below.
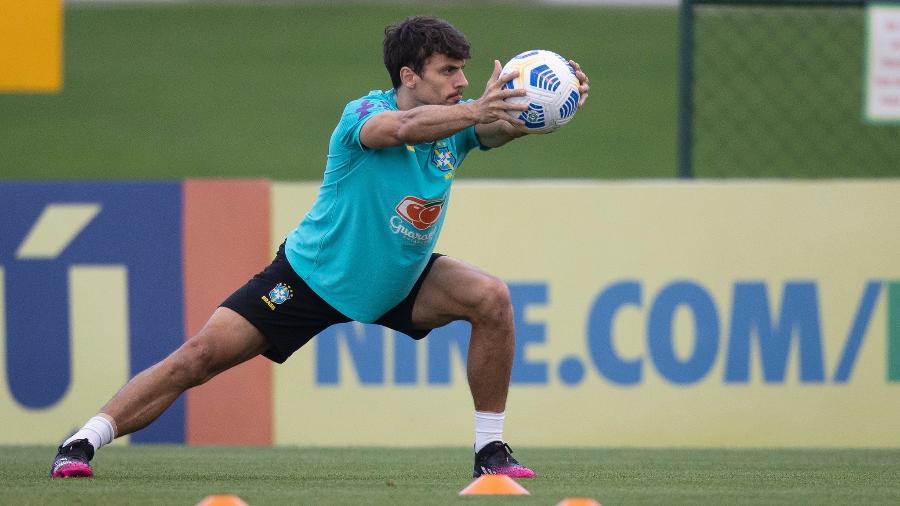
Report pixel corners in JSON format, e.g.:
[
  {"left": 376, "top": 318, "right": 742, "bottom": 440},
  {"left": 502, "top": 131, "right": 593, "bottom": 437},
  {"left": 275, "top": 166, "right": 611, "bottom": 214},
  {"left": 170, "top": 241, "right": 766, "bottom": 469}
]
[
  {"left": 261, "top": 282, "right": 293, "bottom": 310},
  {"left": 269, "top": 282, "right": 293, "bottom": 304},
  {"left": 394, "top": 196, "right": 444, "bottom": 231}
]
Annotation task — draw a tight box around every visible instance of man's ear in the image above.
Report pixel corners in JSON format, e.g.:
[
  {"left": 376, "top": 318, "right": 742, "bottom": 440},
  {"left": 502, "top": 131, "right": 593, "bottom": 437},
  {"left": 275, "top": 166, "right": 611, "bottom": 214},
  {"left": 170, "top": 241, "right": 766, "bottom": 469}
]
[{"left": 399, "top": 66, "right": 418, "bottom": 89}]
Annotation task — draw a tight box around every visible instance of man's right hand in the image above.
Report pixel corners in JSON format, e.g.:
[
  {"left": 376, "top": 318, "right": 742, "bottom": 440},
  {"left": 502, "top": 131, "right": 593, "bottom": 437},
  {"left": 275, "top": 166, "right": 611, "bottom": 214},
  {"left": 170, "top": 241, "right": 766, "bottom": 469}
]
[{"left": 467, "top": 60, "right": 529, "bottom": 127}]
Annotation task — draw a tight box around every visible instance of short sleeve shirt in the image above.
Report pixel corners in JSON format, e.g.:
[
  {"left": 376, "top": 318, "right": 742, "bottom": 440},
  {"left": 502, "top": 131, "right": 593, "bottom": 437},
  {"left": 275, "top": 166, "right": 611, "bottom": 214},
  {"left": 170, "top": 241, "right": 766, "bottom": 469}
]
[{"left": 284, "top": 89, "right": 483, "bottom": 322}]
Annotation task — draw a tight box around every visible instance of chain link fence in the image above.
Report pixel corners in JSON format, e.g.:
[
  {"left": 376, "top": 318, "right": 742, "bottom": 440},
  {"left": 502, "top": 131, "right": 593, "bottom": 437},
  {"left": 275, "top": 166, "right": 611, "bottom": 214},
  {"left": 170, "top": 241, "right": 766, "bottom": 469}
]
[{"left": 680, "top": 0, "right": 900, "bottom": 178}]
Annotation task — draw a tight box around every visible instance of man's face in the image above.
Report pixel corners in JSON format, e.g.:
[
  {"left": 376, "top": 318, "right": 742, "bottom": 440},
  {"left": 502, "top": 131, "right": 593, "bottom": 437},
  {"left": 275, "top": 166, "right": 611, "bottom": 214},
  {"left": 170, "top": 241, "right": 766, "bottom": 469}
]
[{"left": 411, "top": 53, "right": 469, "bottom": 106}]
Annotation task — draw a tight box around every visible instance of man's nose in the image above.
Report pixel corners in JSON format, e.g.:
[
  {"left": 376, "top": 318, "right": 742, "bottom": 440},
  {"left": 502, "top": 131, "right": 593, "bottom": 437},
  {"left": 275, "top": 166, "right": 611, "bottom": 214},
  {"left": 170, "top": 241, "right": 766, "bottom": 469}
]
[{"left": 457, "top": 71, "right": 468, "bottom": 88}]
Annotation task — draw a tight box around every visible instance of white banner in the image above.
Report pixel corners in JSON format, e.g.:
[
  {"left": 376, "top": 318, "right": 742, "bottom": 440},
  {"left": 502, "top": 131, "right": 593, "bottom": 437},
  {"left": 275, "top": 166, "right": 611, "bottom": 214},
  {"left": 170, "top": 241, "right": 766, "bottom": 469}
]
[{"left": 866, "top": 5, "right": 900, "bottom": 123}]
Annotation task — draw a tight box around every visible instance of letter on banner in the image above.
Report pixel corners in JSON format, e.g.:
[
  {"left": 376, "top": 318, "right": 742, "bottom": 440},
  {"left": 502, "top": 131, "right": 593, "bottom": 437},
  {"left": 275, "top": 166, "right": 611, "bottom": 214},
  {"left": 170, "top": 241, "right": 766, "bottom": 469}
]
[{"left": 0, "top": 267, "right": 130, "bottom": 444}]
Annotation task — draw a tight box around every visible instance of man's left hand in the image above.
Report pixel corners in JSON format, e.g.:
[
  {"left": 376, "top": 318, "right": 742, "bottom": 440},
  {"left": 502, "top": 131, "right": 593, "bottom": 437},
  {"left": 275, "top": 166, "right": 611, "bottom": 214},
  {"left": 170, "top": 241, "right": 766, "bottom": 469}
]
[{"left": 569, "top": 60, "right": 590, "bottom": 108}]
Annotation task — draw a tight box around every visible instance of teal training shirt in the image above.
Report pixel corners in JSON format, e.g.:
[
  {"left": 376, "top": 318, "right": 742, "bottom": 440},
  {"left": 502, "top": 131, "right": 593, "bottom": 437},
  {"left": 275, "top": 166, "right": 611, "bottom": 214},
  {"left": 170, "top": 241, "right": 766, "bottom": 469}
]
[{"left": 285, "top": 89, "right": 484, "bottom": 322}]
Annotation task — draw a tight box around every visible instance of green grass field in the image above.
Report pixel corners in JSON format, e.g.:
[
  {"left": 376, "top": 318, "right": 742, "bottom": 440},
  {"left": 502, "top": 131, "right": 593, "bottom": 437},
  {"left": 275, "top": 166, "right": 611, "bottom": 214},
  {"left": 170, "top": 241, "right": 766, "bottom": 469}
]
[
  {"left": 7, "top": 446, "right": 900, "bottom": 505},
  {"left": 0, "top": 3, "right": 678, "bottom": 180},
  {"left": 4, "top": 2, "right": 898, "bottom": 180},
  {"left": 691, "top": 4, "right": 900, "bottom": 178}
]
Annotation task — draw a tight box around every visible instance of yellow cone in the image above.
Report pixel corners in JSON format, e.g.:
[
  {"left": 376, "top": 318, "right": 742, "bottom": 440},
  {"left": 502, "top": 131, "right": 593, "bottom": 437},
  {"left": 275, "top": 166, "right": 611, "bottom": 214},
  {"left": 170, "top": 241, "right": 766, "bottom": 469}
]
[
  {"left": 458, "top": 474, "right": 531, "bottom": 495},
  {"left": 556, "top": 498, "right": 602, "bottom": 506},
  {"left": 196, "top": 495, "right": 250, "bottom": 506}
]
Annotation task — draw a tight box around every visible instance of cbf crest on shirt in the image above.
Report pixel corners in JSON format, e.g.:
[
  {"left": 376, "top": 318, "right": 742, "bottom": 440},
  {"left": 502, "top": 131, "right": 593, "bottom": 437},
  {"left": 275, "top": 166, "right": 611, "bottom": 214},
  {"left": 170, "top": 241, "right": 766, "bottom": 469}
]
[
  {"left": 431, "top": 141, "right": 458, "bottom": 175},
  {"left": 284, "top": 88, "right": 487, "bottom": 323}
]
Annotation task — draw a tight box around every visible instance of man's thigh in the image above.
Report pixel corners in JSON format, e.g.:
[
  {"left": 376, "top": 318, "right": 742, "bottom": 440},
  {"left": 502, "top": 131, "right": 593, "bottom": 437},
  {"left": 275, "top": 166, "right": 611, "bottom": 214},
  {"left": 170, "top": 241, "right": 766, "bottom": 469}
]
[
  {"left": 410, "top": 255, "right": 505, "bottom": 330},
  {"left": 183, "top": 306, "right": 271, "bottom": 376}
]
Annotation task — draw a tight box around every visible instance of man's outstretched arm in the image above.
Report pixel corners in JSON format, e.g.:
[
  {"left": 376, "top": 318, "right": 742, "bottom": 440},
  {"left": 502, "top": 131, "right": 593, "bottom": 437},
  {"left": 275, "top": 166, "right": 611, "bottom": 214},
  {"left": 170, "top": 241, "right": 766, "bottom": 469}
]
[{"left": 360, "top": 61, "right": 527, "bottom": 148}]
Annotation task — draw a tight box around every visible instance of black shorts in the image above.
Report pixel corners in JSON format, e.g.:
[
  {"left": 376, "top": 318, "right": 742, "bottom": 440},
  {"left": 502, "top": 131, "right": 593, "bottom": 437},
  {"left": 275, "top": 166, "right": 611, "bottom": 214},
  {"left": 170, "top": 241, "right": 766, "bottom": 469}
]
[{"left": 220, "top": 243, "right": 443, "bottom": 363}]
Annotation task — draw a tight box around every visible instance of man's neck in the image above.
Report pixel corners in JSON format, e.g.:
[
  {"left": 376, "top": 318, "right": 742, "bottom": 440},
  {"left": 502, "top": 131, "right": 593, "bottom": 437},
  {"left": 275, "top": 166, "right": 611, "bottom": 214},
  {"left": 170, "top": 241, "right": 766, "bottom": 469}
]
[{"left": 395, "top": 87, "right": 420, "bottom": 111}]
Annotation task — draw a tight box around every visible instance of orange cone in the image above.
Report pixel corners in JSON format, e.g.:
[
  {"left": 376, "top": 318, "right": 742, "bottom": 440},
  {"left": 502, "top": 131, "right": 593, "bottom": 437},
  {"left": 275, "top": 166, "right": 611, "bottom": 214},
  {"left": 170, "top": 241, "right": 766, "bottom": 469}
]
[
  {"left": 196, "top": 495, "right": 250, "bottom": 506},
  {"left": 556, "top": 498, "right": 602, "bottom": 506},
  {"left": 458, "top": 474, "right": 531, "bottom": 495}
]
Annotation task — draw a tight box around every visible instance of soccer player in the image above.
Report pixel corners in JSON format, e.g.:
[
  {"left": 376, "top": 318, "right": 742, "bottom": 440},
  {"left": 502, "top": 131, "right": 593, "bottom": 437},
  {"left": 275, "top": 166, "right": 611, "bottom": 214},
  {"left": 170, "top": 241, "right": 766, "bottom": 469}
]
[{"left": 51, "top": 15, "right": 590, "bottom": 479}]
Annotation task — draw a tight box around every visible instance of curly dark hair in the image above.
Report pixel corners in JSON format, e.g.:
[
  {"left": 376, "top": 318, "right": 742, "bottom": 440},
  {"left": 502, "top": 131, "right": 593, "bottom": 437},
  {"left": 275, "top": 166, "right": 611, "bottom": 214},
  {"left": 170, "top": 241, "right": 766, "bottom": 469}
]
[{"left": 383, "top": 16, "right": 471, "bottom": 89}]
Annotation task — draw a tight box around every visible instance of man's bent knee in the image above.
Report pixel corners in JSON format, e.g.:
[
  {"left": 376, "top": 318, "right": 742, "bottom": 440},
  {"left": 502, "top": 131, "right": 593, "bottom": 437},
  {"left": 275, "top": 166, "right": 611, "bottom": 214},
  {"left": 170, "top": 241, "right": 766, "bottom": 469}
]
[{"left": 472, "top": 276, "right": 513, "bottom": 325}]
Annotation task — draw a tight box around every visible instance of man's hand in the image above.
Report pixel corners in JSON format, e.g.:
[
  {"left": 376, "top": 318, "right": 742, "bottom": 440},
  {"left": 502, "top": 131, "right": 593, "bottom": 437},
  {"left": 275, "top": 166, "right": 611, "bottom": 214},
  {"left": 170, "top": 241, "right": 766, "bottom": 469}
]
[
  {"left": 569, "top": 60, "right": 590, "bottom": 108},
  {"left": 466, "top": 60, "right": 529, "bottom": 127}
]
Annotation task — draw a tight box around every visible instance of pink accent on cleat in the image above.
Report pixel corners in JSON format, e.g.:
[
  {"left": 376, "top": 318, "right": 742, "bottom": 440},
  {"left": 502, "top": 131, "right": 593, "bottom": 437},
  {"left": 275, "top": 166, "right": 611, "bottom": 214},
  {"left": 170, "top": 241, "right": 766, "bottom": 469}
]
[
  {"left": 50, "top": 439, "right": 95, "bottom": 478},
  {"left": 495, "top": 465, "right": 536, "bottom": 478},
  {"left": 51, "top": 460, "right": 93, "bottom": 478},
  {"left": 474, "top": 442, "right": 535, "bottom": 479}
]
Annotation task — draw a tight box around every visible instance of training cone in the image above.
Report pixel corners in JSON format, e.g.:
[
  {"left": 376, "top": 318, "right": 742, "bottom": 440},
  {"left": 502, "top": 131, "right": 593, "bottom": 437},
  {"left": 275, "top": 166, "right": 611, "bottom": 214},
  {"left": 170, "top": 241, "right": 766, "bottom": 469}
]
[
  {"left": 195, "top": 495, "right": 250, "bottom": 506},
  {"left": 458, "top": 474, "right": 531, "bottom": 496},
  {"left": 555, "top": 498, "right": 602, "bottom": 506}
]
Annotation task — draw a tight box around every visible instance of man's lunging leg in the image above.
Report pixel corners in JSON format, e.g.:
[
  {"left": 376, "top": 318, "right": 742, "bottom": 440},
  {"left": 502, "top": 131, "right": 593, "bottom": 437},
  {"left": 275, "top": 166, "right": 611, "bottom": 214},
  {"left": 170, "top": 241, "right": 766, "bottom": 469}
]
[
  {"left": 51, "top": 308, "right": 268, "bottom": 478},
  {"left": 410, "top": 256, "right": 535, "bottom": 478},
  {"left": 464, "top": 274, "right": 534, "bottom": 478}
]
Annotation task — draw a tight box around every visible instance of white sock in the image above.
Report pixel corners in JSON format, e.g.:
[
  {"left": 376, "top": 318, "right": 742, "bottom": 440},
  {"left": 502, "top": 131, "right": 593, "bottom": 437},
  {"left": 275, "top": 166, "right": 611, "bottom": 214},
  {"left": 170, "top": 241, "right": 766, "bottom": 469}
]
[
  {"left": 474, "top": 410, "right": 505, "bottom": 453},
  {"left": 64, "top": 414, "right": 117, "bottom": 451}
]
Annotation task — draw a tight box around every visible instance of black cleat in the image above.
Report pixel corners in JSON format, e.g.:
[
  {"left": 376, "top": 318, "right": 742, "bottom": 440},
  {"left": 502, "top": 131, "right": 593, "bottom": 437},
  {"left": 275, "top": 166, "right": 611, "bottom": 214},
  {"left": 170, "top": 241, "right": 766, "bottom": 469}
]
[
  {"left": 50, "top": 439, "right": 94, "bottom": 478},
  {"left": 472, "top": 441, "right": 535, "bottom": 478}
]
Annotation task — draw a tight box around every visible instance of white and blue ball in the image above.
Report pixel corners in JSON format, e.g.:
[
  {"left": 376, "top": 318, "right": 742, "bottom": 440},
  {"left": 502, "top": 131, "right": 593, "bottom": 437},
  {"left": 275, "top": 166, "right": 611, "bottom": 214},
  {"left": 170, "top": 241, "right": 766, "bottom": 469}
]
[{"left": 501, "top": 49, "right": 580, "bottom": 134}]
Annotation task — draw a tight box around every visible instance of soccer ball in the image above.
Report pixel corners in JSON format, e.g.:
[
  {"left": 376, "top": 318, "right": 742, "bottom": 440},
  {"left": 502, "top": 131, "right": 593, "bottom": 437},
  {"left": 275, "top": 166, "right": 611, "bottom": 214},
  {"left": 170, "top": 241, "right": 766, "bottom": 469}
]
[{"left": 501, "top": 49, "right": 581, "bottom": 134}]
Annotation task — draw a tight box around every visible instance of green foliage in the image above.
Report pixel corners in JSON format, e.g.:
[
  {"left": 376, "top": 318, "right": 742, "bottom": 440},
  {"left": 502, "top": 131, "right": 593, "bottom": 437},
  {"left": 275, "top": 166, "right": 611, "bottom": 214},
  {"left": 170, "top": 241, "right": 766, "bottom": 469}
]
[
  {"left": 691, "top": 4, "right": 900, "bottom": 177},
  {"left": 8, "top": 446, "right": 900, "bottom": 505},
  {"left": 0, "top": 4, "right": 678, "bottom": 180}
]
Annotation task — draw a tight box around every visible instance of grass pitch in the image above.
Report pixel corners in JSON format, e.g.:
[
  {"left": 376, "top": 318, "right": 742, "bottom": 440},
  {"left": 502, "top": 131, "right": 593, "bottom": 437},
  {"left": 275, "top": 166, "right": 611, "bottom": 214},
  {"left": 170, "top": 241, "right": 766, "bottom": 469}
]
[
  {"left": 0, "top": 3, "right": 678, "bottom": 180},
  {"left": 5, "top": 446, "right": 900, "bottom": 505}
]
